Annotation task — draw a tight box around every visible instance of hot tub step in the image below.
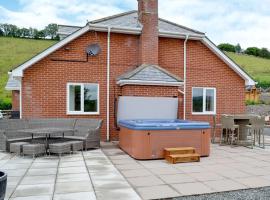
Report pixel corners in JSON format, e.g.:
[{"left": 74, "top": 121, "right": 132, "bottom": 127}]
[
  {"left": 164, "top": 147, "right": 195, "bottom": 157},
  {"left": 165, "top": 153, "right": 200, "bottom": 164}
]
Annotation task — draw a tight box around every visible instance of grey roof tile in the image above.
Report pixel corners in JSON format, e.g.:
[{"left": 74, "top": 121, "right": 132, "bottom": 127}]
[
  {"left": 5, "top": 75, "right": 20, "bottom": 90},
  {"left": 118, "top": 64, "right": 183, "bottom": 83},
  {"left": 57, "top": 11, "right": 204, "bottom": 39}
]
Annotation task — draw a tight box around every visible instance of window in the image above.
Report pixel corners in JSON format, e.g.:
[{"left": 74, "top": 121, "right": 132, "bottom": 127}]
[
  {"left": 192, "top": 87, "right": 216, "bottom": 114},
  {"left": 67, "top": 83, "right": 99, "bottom": 115}
]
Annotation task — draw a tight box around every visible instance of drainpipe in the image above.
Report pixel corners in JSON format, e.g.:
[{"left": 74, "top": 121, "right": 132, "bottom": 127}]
[
  {"left": 106, "top": 26, "right": 111, "bottom": 142},
  {"left": 183, "top": 34, "right": 189, "bottom": 120}
]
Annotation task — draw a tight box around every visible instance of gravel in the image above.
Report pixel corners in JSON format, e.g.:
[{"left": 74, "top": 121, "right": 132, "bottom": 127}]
[{"left": 172, "top": 187, "right": 270, "bottom": 200}]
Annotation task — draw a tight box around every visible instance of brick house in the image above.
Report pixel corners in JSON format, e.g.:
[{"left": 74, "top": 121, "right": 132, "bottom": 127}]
[{"left": 6, "top": 0, "right": 255, "bottom": 141}]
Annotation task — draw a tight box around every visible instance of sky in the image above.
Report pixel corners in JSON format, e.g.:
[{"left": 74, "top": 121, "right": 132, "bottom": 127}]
[{"left": 0, "top": 0, "right": 270, "bottom": 49}]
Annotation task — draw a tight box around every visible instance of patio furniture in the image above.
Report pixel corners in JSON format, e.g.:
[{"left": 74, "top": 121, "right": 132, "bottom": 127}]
[
  {"left": 69, "top": 141, "right": 84, "bottom": 152},
  {"left": 231, "top": 114, "right": 258, "bottom": 141},
  {"left": 49, "top": 142, "right": 71, "bottom": 156},
  {"left": 211, "top": 115, "right": 222, "bottom": 143},
  {"left": 10, "top": 142, "right": 29, "bottom": 155},
  {"left": 0, "top": 119, "right": 32, "bottom": 151},
  {"left": 65, "top": 119, "right": 103, "bottom": 150},
  {"left": 245, "top": 116, "right": 265, "bottom": 148},
  {"left": 0, "top": 118, "right": 102, "bottom": 152},
  {"left": 23, "top": 143, "right": 46, "bottom": 158},
  {"left": 220, "top": 115, "right": 240, "bottom": 146},
  {"left": 20, "top": 127, "right": 74, "bottom": 149}
]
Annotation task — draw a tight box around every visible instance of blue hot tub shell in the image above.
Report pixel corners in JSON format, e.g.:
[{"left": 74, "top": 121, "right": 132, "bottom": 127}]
[{"left": 118, "top": 119, "right": 211, "bottom": 130}]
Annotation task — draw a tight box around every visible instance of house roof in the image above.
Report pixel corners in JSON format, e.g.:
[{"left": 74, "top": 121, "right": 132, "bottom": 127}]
[
  {"left": 5, "top": 73, "right": 20, "bottom": 90},
  {"left": 117, "top": 64, "right": 183, "bottom": 86},
  {"left": 58, "top": 11, "right": 205, "bottom": 39},
  {"left": 9, "top": 11, "right": 256, "bottom": 87}
]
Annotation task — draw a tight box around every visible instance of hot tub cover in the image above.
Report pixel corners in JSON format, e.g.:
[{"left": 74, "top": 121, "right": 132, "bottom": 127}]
[{"left": 118, "top": 119, "right": 210, "bottom": 130}]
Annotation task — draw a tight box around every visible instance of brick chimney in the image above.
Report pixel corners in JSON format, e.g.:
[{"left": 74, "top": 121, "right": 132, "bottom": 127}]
[{"left": 138, "top": 0, "right": 159, "bottom": 65}]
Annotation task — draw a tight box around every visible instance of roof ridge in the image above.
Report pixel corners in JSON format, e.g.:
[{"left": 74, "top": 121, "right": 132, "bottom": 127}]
[
  {"left": 158, "top": 17, "right": 205, "bottom": 35},
  {"left": 89, "top": 10, "right": 137, "bottom": 24},
  {"left": 58, "top": 24, "right": 82, "bottom": 28}
]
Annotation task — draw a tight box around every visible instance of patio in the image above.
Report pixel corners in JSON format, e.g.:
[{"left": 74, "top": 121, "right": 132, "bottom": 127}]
[{"left": 1, "top": 137, "right": 270, "bottom": 200}]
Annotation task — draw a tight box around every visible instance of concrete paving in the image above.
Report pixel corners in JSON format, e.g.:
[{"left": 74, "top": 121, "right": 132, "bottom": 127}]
[
  {"left": 1, "top": 136, "right": 270, "bottom": 200},
  {"left": 0, "top": 149, "right": 140, "bottom": 200},
  {"left": 102, "top": 137, "right": 270, "bottom": 200}
]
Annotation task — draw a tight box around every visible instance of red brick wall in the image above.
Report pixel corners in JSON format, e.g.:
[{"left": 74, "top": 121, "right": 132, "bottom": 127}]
[
  {"left": 12, "top": 90, "right": 20, "bottom": 111},
  {"left": 20, "top": 32, "right": 246, "bottom": 141},
  {"left": 138, "top": 0, "right": 159, "bottom": 65}
]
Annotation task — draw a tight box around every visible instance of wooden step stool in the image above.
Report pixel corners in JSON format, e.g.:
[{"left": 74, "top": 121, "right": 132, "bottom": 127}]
[{"left": 164, "top": 147, "right": 200, "bottom": 164}]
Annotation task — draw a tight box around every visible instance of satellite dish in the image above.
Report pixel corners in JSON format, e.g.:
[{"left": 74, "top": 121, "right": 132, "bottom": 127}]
[{"left": 86, "top": 43, "right": 101, "bottom": 56}]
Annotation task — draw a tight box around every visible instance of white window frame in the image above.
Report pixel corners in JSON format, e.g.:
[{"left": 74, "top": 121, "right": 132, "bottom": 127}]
[
  {"left": 192, "top": 87, "right": 216, "bottom": 115},
  {"left": 67, "top": 83, "right": 100, "bottom": 115}
]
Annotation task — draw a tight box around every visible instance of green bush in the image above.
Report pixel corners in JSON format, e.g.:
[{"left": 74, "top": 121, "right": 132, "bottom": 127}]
[
  {"left": 218, "top": 43, "right": 236, "bottom": 52},
  {"left": 245, "top": 47, "right": 261, "bottom": 57},
  {"left": 245, "top": 100, "right": 263, "bottom": 105},
  {"left": 0, "top": 99, "right": 12, "bottom": 110},
  {"left": 256, "top": 81, "right": 270, "bottom": 89}
]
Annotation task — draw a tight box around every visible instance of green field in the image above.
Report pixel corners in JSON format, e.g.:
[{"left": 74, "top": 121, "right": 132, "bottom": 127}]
[
  {"left": 226, "top": 52, "right": 270, "bottom": 86},
  {"left": 0, "top": 37, "right": 270, "bottom": 105},
  {"left": 0, "top": 37, "right": 56, "bottom": 104}
]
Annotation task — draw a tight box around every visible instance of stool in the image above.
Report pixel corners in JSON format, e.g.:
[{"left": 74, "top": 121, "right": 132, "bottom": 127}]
[
  {"left": 23, "top": 143, "right": 46, "bottom": 158},
  {"left": 10, "top": 142, "right": 29, "bottom": 155},
  {"left": 69, "top": 141, "right": 84, "bottom": 152},
  {"left": 49, "top": 142, "right": 71, "bottom": 157}
]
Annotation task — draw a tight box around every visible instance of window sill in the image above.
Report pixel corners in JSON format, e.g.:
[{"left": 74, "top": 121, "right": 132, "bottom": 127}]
[{"left": 67, "top": 112, "right": 100, "bottom": 115}]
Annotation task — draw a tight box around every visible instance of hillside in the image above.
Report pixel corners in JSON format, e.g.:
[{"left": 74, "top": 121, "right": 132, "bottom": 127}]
[
  {"left": 226, "top": 52, "right": 270, "bottom": 86},
  {"left": 0, "top": 37, "right": 56, "bottom": 104},
  {"left": 0, "top": 37, "right": 270, "bottom": 105}
]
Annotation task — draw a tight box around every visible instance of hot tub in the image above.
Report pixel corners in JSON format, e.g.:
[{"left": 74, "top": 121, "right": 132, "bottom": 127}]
[{"left": 118, "top": 119, "right": 211, "bottom": 160}]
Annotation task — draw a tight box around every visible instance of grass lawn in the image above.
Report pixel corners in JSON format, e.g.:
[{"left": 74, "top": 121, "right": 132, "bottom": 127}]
[
  {"left": 0, "top": 37, "right": 56, "bottom": 103},
  {"left": 226, "top": 52, "right": 270, "bottom": 86}
]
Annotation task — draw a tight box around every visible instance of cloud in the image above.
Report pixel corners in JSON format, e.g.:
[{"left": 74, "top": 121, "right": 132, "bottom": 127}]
[{"left": 0, "top": 0, "right": 270, "bottom": 49}]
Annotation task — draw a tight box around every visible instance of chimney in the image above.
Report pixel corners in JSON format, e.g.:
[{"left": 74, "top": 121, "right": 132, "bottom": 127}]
[{"left": 138, "top": 0, "right": 159, "bottom": 65}]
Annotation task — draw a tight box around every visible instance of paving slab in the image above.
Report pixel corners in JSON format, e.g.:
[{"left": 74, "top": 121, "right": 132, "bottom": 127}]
[
  {"left": 95, "top": 188, "right": 141, "bottom": 200},
  {"left": 127, "top": 176, "right": 164, "bottom": 187},
  {"left": 121, "top": 169, "right": 152, "bottom": 178},
  {"left": 9, "top": 195, "right": 51, "bottom": 200},
  {"left": 12, "top": 184, "right": 54, "bottom": 197},
  {"left": 20, "top": 175, "right": 55, "bottom": 185},
  {"left": 26, "top": 168, "right": 57, "bottom": 176},
  {"left": 171, "top": 182, "right": 214, "bottom": 195},
  {"left": 136, "top": 185, "right": 180, "bottom": 200},
  {"left": 234, "top": 176, "right": 270, "bottom": 188},
  {"left": 203, "top": 179, "right": 247, "bottom": 192},
  {"left": 58, "top": 167, "right": 87, "bottom": 174},
  {"left": 54, "top": 181, "right": 93, "bottom": 194},
  {"left": 56, "top": 173, "right": 90, "bottom": 183},
  {"left": 53, "top": 192, "right": 96, "bottom": 200},
  {"left": 159, "top": 174, "right": 196, "bottom": 184}
]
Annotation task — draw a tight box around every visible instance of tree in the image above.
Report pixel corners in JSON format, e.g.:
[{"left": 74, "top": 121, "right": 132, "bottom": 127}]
[
  {"left": 20, "top": 28, "right": 30, "bottom": 37},
  {"left": 0, "top": 28, "right": 3, "bottom": 36},
  {"left": 258, "top": 48, "right": 270, "bottom": 59},
  {"left": 217, "top": 43, "right": 236, "bottom": 52},
  {"left": 45, "top": 23, "right": 58, "bottom": 39},
  {"left": 245, "top": 47, "right": 260, "bottom": 57},
  {"left": 235, "top": 43, "right": 242, "bottom": 53}
]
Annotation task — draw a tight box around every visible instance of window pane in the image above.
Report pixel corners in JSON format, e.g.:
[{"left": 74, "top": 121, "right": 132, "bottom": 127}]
[
  {"left": 84, "top": 84, "right": 98, "bottom": 112},
  {"left": 206, "top": 89, "right": 215, "bottom": 112},
  {"left": 69, "top": 85, "right": 81, "bottom": 111},
  {"left": 192, "top": 88, "right": 203, "bottom": 112}
]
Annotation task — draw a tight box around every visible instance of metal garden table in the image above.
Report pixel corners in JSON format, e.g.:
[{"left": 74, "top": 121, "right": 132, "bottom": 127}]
[{"left": 231, "top": 114, "right": 259, "bottom": 141}]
